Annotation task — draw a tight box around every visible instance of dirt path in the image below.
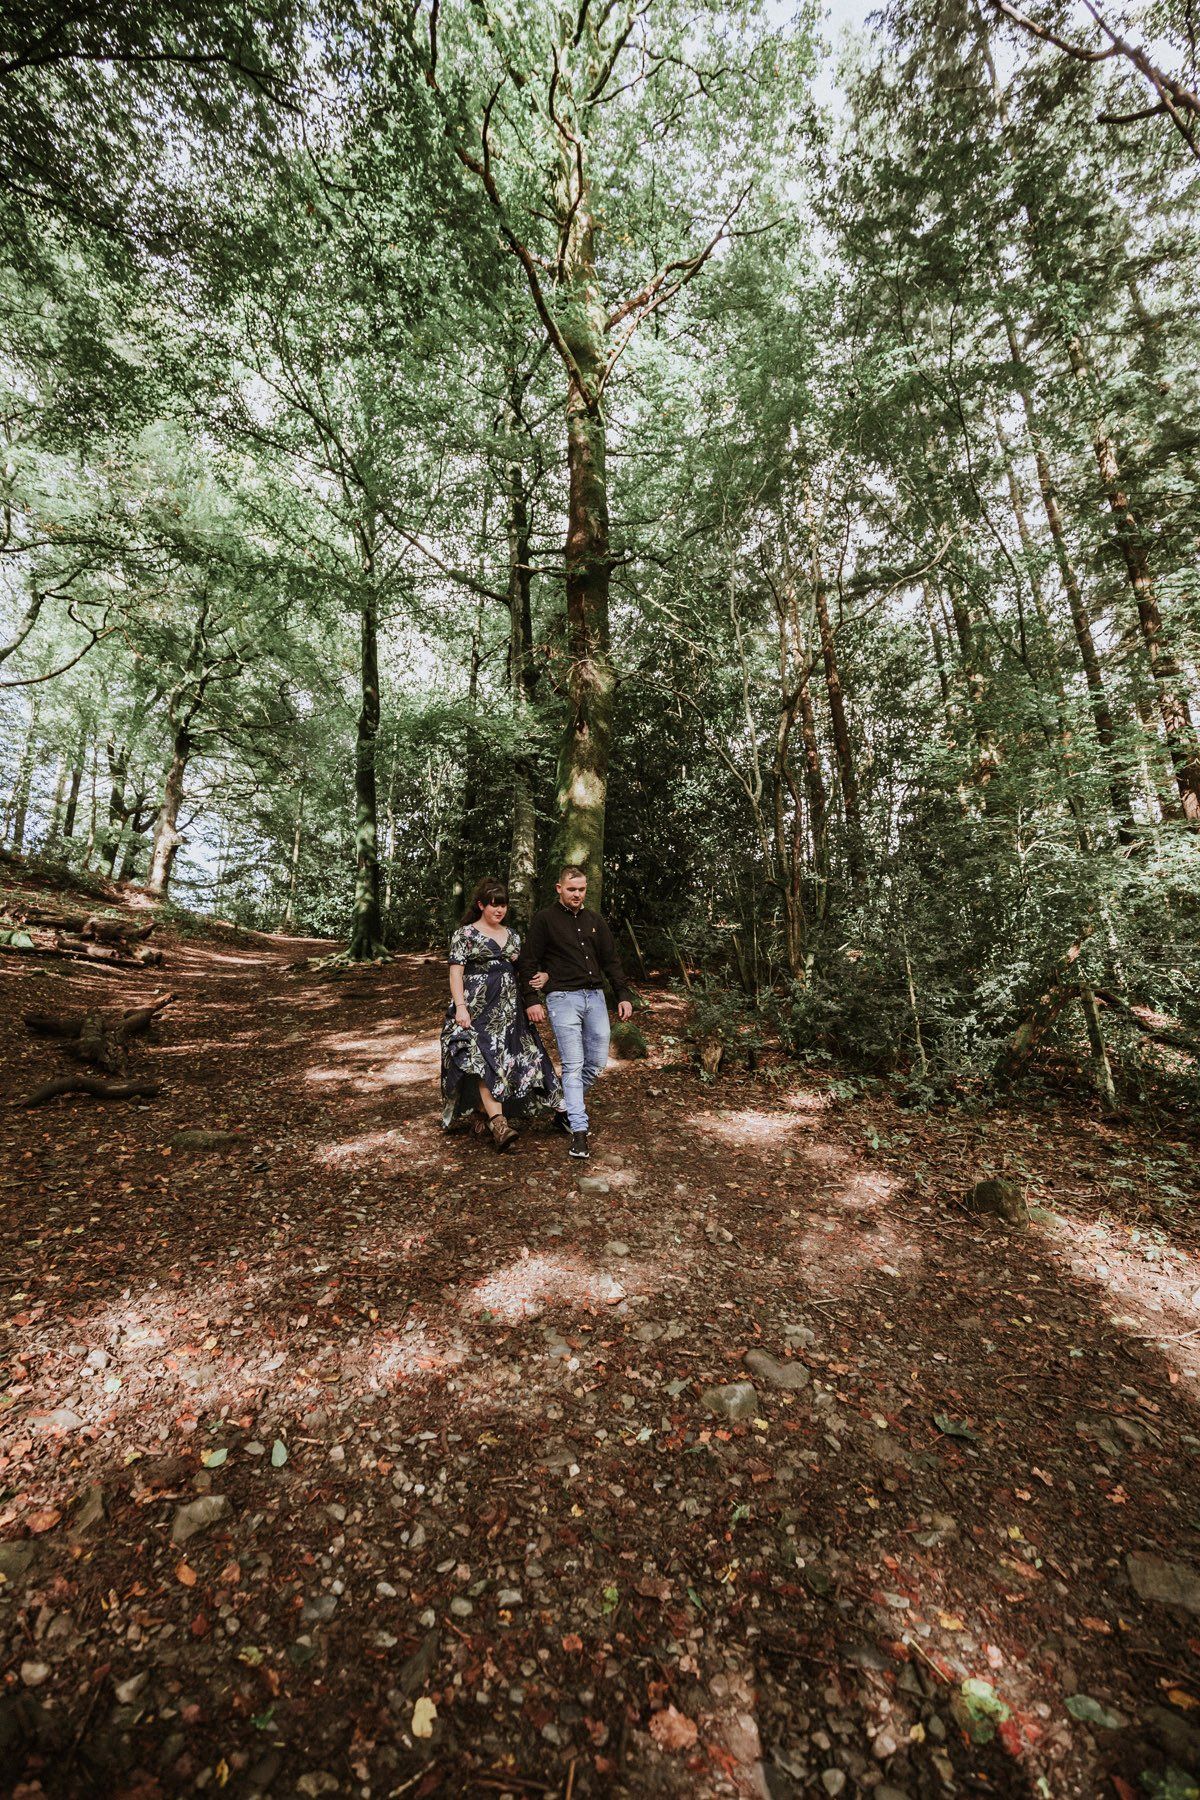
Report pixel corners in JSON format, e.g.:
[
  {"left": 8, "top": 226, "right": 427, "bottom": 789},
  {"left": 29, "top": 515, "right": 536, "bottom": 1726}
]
[{"left": 3, "top": 910, "right": 1200, "bottom": 1799}]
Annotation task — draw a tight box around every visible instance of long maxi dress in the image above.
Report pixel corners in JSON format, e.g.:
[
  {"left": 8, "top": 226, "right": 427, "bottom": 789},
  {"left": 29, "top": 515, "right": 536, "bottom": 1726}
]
[{"left": 440, "top": 924, "right": 562, "bottom": 1129}]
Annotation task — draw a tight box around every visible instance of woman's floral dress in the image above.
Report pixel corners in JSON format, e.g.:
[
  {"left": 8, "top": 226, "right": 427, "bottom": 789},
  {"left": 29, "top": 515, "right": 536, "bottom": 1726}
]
[{"left": 440, "top": 925, "right": 562, "bottom": 1128}]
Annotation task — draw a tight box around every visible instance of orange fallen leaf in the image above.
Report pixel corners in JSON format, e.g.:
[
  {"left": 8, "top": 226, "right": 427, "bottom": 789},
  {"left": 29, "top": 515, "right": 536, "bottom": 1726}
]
[
  {"left": 176, "top": 1562, "right": 198, "bottom": 1587},
  {"left": 561, "top": 1633, "right": 584, "bottom": 1653},
  {"left": 27, "top": 1509, "right": 61, "bottom": 1535},
  {"left": 1081, "top": 1617, "right": 1111, "bottom": 1634},
  {"left": 1165, "top": 1687, "right": 1199, "bottom": 1711},
  {"left": 649, "top": 1705, "right": 699, "bottom": 1753}
]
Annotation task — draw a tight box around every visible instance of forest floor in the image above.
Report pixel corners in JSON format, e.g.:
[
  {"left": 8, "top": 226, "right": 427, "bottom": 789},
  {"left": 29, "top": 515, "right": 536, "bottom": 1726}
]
[{"left": 2, "top": 877, "right": 1200, "bottom": 1800}]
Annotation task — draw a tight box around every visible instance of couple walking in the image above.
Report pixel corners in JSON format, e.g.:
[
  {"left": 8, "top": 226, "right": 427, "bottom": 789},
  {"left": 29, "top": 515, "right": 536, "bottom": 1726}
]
[{"left": 439, "top": 864, "right": 633, "bottom": 1161}]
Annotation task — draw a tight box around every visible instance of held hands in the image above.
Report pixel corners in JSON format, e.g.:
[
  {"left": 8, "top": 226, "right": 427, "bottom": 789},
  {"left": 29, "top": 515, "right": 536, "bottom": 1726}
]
[
  {"left": 454, "top": 1004, "right": 471, "bottom": 1029},
  {"left": 528, "top": 970, "right": 549, "bottom": 990},
  {"left": 527, "top": 1004, "right": 547, "bottom": 1024}
]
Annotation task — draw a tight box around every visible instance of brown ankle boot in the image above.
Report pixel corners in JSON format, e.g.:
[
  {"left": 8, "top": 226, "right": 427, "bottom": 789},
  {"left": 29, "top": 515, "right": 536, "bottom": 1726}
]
[{"left": 488, "top": 1115, "right": 518, "bottom": 1152}]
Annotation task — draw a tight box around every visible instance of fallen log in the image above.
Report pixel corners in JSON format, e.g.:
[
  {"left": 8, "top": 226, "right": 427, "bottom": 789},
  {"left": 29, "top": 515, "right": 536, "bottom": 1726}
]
[
  {"left": 83, "top": 914, "right": 155, "bottom": 944},
  {"left": 23, "top": 1075, "right": 162, "bottom": 1107},
  {"left": 1094, "top": 987, "right": 1200, "bottom": 1058}
]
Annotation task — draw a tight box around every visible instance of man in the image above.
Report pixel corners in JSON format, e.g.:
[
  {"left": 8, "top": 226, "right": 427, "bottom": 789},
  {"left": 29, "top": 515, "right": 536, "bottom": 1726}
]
[{"left": 520, "top": 865, "right": 633, "bottom": 1161}]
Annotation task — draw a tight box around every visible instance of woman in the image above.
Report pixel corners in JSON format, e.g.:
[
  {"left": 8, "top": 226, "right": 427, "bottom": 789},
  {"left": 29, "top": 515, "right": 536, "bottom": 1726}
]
[{"left": 440, "top": 877, "right": 562, "bottom": 1150}]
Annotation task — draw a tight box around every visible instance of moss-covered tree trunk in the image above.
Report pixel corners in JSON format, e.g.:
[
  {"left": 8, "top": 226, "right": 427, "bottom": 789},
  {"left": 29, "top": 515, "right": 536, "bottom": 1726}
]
[
  {"left": 146, "top": 724, "right": 190, "bottom": 896},
  {"left": 507, "top": 426, "right": 539, "bottom": 928}
]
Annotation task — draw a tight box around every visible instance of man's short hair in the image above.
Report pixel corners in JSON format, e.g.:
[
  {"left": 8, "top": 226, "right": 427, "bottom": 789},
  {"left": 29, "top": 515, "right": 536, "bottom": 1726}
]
[{"left": 558, "top": 863, "right": 587, "bottom": 882}]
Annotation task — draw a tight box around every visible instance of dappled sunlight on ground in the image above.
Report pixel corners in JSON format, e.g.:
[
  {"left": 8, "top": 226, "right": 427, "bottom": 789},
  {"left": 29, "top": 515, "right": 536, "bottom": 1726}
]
[
  {"left": 693, "top": 1105, "right": 812, "bottom": 1149},
  {"left": 464, "top": 1247, "right": 648, "bottom": 1322}
]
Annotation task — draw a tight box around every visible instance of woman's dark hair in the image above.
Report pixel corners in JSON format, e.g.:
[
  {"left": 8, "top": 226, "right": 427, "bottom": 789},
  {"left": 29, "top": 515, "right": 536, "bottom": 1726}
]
[{"left": 461, "top": 878, "right": 509, "bottom": 925}]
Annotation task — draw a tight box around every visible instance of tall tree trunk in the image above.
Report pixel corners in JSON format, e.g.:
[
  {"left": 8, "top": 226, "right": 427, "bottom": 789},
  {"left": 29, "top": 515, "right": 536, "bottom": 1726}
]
[
  {"left": 146, "top": 725, "right": 190, "bottom": 896},
  {"left": 282, "top": 784, "right": 305, "bottom": 933},
  {"left": 1067, "top": 332, "right": 1200, "bottom": 821},
  {"left": 504, "top": 391, "right": 539, "bottom": 929},
  {"left": 796, "top": 672, "right": 828, "bottom": 872},
  {"left": 98, "top": 739, "right": 128, "bottom": 875},
  {"left": 813, "top": 571, "right": 865, "bottom": 881},
  {"left": 1003, "top": 319, "right": 1134, "bottom": 825},
  {"left": 554, "top": 332, "right": 614, "bottom": 906},
  {"left": 6, "top": 690, "right": 41, "bottom": 851},
  {"left": 347, "top": 565, "right": 384, "bottom": 960},
  {"left": 61, "top": 730, "right": 86, "bottom": 839}
]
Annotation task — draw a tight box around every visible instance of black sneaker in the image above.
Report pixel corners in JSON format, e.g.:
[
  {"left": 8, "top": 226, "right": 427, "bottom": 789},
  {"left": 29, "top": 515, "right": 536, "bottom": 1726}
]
[
  {"left": 552, "top": 1110, "right": 571, "bottom": 1134},
  {"left": 569, "top": 1131, "right": 590, "bottom": 1160}
]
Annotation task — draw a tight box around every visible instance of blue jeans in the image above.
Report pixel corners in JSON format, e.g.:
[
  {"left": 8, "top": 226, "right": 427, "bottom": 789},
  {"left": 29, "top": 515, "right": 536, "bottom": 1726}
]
[{"left": 545, "top": 988, "right": 610, "bottom": 1133}]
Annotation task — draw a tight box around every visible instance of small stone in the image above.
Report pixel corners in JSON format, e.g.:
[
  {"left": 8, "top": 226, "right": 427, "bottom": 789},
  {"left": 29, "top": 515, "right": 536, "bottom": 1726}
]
[
  {"left": 247, "top": 1748, "right": 283, "bottom": 1792},
  {"left": 85, "top": 1348, "right": 110, "bottom": 1371},
  {"left": 39, "top": 1408, "right": 85, "bottom": 1432},
  {"left": 1127, "top": 1552, "right": 1200, "bottom": 1615},
  {"left": 20, "top": 1661, "right": 51, "bottom": 1688},
  {"left": 450, "top": 1597, "right": 473, "bottom": 1617},
  {"left": 72, "top": 1483, "right": 106, "bottom": 1535},
  {"left": 296, "top": 1775, "right": 339, "bottom": 1798},
  {"left": 301, "top": 1593, "right": 338, "bottom": 1623},
  {"left": 115, "top": 1671, "right": 150, "bottom": 1705},
  {"left": 821, "top": 1772, "right": 846, "bottom": 1796},
  {"left": 784, "top": 1322, "right": 817, "bottom": 1347},
  {"left": 745, "top": 1350, "right": 810, "bottom": 1391},
  {"left": 700, "top": 1382, "right": 759, "bottom": 1423},
  {"left": 579, "top": 1176, "right": 610, "bottom": 1194},
  {"left": 376, "top": 1581, "right": 397, "bottom": 1598},
  {"left": 964, "top": 1178, "right": 1028, "bottom": 1228},
  {"left": 171, "top": 1496, "right": 232, "bottom": 1544},
  {"left": 605, "top": 1241, "right": 630, "bottom": 1257},
  {"left": 497, "top": 1589, "right": 523, "bottom": 1607},
  {"left": 0, "top": 1542, "right": 36, "bottom": 1583}
]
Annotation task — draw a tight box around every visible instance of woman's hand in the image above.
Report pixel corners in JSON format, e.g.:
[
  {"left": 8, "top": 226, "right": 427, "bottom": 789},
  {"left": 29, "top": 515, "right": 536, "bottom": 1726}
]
[
  {"left": 454, "top": 1003, "right": 471, "bottom": 1029},
  {"left": 528, "top": 970, "right": 549, "bottom": 991}
]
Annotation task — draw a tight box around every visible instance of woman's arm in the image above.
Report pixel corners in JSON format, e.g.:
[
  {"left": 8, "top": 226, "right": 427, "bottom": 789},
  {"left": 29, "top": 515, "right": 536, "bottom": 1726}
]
[{"left": 448, "top": 954, "right": 471, "bottom": 1027}]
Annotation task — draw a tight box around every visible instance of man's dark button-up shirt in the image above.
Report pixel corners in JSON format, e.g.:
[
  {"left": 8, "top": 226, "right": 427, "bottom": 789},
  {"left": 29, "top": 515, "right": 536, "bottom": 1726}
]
[{"left": 518, "top": 902, "right": 632, "bottom": 1008}]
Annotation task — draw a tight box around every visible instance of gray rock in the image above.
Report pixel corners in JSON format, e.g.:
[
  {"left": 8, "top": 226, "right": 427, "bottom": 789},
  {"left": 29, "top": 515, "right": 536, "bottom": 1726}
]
[
  {"left": 964, "top": 1178, "right": 1028, "bottom": 1228},
  {"left": 247, "top": 1747, "right": 284, "bottom": 1792},
  {"left": 114, "top": 1671, "right": 149, "bottom": 1705},
  {"left": 1144, "top": 1704, "right": 1200, "bottom": 1774},
  {"left": 784, "top": 1323, "right": 817, "bottom": 1348},
  {"left": 85, "top": 1348, "right": 109, "bottom": 1371},
  {"left": 397, "top": 1630, "right": 439, "bottom": 1697},
  {"left": 450, "top": 1596, "right": 473, "bottom": 1617},
  {"left": 605, "top": 1241, "right": 630, "bottom": 1258},
  {"left": 1128, "top": 1551, "right": 1200, "bottom": 1615},
  {"left": 301, "top": 1593, "right": 338, "bottom": 1623},
  {"left": 497, "top": 1589, "right": 523, "bottom": 1607},
  {"left": 821, "top": 1773, "right": 846, "bottom": 1797},
  {"left": 20, "top": 1662, "right": 50, "bottom": 1688},
  {"left": 701, "top": 1382, "right": 759, "bottom": 1423},
  {"left": 745, "top": 1350, "right": 810, "bottom": 1391},
  {"left": 171, "top": 1129, "right": 241, "bottom": 1150},
  {"left": 0, "top": 1542, "right": 36, "bottom": 1584},
  {"left": 72, "top": 1484, "right": 106, "bottom": 1536},
  {"left": 578, "top": 1175, "right": 610, "bottom": 1194},
  {"left": 38, "top": 1409, "right": 84, "bottom": 1433},
  {"left": 171, "top": 1495, "right": 232, "bottom": 1545}
]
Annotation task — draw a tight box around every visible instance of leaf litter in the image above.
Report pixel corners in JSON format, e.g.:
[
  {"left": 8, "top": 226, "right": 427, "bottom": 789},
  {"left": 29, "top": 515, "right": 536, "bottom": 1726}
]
[{"left": 2, "top": 889, "right": 1200, "bottom": 1794}]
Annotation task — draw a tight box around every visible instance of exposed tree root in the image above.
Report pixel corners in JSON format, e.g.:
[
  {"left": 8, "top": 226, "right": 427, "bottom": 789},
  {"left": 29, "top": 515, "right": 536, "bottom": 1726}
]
[{"left": 22, "top": 1075, "right": 162, "bottom": 1107}]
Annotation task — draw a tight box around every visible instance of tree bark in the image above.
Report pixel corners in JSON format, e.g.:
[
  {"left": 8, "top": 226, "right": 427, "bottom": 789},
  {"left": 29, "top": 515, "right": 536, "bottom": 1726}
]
[
  {"left": 1067, "top": 331, "right": 1200, "bottom": 821},
  {"left": 146, "top": 724, "right": 190, "bottom": 896},
  {"left": 7, "top": 690, "right": 41, "bottom": 851},
  {"left": 504, "top": 387, "right": 539, "bottom": 929},
  {"left": 813, "top": 570, "right": 865, "bottom": 882},
  {"left": 281, "top": 784, "right": 305, "bottom": 933},
  {"left": 347, "top": 550, "right": 385, "bottom": 960},
  {"left": 62, "top": 731, "right": 85, "bottom": 840},
  {"left": 554, "top": 329, "right": 614, "bottom": 906}
]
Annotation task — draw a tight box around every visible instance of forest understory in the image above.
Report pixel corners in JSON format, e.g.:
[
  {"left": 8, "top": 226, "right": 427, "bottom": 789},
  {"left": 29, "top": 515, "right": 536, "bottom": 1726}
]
[{"left": 2, "top": 875, "right": 1200, "bottom": 1800}]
